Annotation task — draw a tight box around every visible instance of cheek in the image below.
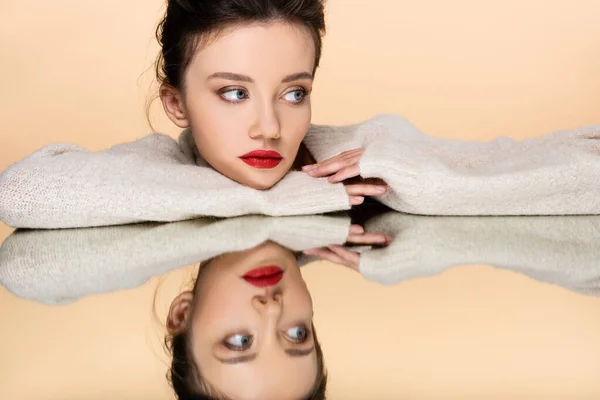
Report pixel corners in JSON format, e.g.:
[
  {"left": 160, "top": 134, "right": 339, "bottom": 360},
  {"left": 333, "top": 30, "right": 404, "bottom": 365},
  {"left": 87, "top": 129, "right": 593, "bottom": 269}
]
[
  {"left": 286, "top": 287, "right": 313, "bottom": 313},
  {"left": 195, "top": 276, "right": 250, "bottom": 319},
  {"left": 185, "top": 93, "right": 247, "bottom": 148},
  {"left": 280, "top": 106, "right": 311, "bottom": 145},
  {"left": 195, "top": 289, "right": 250, "bottom": 330}
]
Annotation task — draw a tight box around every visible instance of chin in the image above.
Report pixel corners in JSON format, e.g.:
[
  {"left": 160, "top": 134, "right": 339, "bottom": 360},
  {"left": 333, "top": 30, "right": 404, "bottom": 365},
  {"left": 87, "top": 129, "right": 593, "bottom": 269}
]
[
  {"left": 243, "top": 171, "right": 287, "bottom": 191},
  {"left": 245, "top": 177, "right": 280, "bottom": 191}
]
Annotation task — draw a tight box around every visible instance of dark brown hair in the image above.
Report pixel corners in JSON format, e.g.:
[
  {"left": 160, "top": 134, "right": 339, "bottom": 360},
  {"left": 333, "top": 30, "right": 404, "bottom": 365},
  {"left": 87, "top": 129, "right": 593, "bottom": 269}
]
[{"left": 154, "top": 0, "right": 327, "bottom": 92}]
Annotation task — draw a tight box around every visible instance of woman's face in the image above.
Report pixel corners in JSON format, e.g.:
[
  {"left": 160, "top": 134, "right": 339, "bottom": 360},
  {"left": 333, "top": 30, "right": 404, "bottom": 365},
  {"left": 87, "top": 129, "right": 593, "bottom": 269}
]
[
  {"left": 162, "top": 21, "right": 316, "bottom": 190},
  {"left": 168, "top": 241, "right": 317, "bottom": 400}
]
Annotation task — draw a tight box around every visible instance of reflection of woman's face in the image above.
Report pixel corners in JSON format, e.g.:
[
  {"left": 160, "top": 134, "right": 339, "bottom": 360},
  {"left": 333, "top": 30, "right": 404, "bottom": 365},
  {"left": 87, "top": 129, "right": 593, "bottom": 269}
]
[{"left": 171, "top": 241, "right": 316, "bottom": 399}]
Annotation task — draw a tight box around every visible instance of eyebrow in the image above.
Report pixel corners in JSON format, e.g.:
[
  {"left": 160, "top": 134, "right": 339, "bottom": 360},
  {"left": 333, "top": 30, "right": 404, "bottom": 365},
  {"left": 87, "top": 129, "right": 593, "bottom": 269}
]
[
  {"left": 207, "top": 72, "right": 313, "bottom": 83},
  {"left": 215, "top": 346, "right": 315, "bottom": 365}
]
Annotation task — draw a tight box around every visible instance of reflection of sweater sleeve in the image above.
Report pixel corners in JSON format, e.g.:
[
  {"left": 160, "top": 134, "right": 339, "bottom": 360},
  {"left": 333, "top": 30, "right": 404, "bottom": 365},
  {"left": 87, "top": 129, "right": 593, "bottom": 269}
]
[
  {"left": 0, "top": 132, "right": 350, "bottom": 229},
  {"left": 306, "top": 113, "right": 600, "bottom": 216},
  {"left": 0, "top": 214, "right": 351, "bottom": 305},
  {"left": 358, "top": 212, "right": 600, "bottom": 296}
]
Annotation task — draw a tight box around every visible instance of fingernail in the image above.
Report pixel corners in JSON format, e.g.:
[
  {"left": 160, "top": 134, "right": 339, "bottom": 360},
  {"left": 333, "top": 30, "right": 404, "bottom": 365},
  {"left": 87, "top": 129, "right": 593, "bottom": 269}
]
[
  {"left": 302, "top": 165, "right": 317, "bottom": 171},
  {"left": 350, "top": 196, "right": 364, "bottom": 205},
  {"left": 376, "top": 186, "right": 387, "bottom": 192},
  {"left": 350, "top": 225, "right": 364, "bottom": 234}
]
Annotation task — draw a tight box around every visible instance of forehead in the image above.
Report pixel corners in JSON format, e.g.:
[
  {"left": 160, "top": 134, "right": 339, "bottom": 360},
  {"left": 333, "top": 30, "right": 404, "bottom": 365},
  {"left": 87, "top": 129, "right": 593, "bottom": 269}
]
[{"left": 190, "top": 21, "right": 316, "bottom": 74}]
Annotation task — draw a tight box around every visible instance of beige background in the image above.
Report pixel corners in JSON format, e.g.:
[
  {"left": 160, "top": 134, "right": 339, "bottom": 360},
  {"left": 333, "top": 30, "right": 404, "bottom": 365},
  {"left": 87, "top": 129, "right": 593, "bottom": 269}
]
[{"left": 1, "top": 0, "right": 600, "bottom": 398}]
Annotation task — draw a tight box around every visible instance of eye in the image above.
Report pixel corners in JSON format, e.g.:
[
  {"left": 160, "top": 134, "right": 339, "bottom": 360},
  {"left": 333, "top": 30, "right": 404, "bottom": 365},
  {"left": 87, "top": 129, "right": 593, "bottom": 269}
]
[
  {"left": 224, "top": 334, "right": 253, "bottom": 350},
  {"left": 221, "top": 88, "right": 247, "bottom": 102},
  {"left": 286, "top": 325, "right": 309, "bottom": 343},
  {"left": 283, "top": 89, "right": 307, "bottom": 103}
]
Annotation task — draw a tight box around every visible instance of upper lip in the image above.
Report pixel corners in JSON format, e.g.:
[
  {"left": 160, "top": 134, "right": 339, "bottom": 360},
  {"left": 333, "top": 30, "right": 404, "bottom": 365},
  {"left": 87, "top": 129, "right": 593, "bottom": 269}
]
[
  {"left": 242, "top": 266, "right": 284, "bottom": 288},
  {"left": 240, "top": 150, "right": 282, "bottom": 159}
]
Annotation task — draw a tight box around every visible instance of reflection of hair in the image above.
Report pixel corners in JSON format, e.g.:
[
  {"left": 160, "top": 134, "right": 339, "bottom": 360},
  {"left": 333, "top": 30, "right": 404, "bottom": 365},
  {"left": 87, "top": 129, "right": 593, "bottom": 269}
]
[
  {"left": 166, "top": 258, "right": 328, "bottom": 399},
  {"left": 154, "top": 0, "right": 327, "bottom": 92}
]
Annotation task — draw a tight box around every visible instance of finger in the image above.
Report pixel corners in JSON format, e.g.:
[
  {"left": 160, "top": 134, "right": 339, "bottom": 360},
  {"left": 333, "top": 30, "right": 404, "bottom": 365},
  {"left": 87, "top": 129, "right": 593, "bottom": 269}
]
[
  {"left": 346, "top": 232, "right": 391, "bottom": 245},
  {"left": 306, "top": 156, "right": 360, "bottom": 177},
  {"left": 327, "top": 245, "right": 360, "bottom": 270},
  {"left": 304, "top": 247, "right": 347, "bottom": 265},
  {"left": 328, "top": 244, "right": 361, "bottom": 262},
  {"left": 346, "top": 184, "right": 388, "bottom": 197},
  {"left": 303, "top": 248, "right": 332, "bottom": 258},
  {"left": 303, "top": 148, "right": 364, "bottom": 167},
  {"left": 305, "top": 152, "right": 364, "bottom": 177},
  {"left": 349, "top": 224, "right": 365, "bottom": 234},
  {"left": 349, "top": 196, "right": 364, "bottom": 205},
  {"left": 328, "top": 164, "right": 361, "bottom": 183},
  {"left": 301, "top": 148, "right": 364, "bottom": 171}
]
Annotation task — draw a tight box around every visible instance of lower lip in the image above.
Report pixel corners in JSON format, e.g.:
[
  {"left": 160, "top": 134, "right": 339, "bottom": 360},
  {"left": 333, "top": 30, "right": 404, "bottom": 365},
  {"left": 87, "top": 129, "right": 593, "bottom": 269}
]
[
  {"left": 240, "top": 157, "right": 282, "bottom": 169},
  {"left": 243, "top": 266, "right": 284, "bottom": 288}
]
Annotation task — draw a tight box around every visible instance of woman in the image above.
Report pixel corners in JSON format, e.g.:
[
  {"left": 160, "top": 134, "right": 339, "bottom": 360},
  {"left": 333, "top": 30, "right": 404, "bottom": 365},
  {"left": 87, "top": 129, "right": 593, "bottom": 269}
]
[{"left": 1, "top": 0, "right": 599, "bottom": 231}]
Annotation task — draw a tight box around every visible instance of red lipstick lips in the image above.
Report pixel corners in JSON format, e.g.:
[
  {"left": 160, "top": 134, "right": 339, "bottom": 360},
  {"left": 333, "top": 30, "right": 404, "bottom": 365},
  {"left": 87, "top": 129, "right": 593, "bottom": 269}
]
[
  {"left": 243, "top": 266, "right": 284, "bottom": 288},
  {"left": 239, "top": 150, "right": 283, "bottom": 169}
]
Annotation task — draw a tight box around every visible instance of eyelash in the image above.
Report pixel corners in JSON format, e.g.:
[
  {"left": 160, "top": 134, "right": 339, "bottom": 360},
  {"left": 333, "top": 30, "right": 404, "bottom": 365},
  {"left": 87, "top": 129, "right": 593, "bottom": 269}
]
[{"left": 217, "top": 86, "right": 309, "bottom": 106}]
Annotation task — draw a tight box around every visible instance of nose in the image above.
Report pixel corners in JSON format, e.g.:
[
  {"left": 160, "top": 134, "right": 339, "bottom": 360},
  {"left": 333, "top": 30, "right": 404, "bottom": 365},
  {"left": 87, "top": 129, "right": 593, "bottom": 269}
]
[
  {"left": 249, "top": 103, "right": 281, "bottom": 140},
  {"left": 252, "top": 290, "right": 283, "bottom": 317}
]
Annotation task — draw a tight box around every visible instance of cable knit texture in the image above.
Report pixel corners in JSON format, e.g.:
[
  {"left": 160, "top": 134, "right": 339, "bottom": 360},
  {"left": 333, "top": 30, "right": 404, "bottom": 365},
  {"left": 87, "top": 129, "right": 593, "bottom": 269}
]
[
  {"left": 1, "top": 113, "right": 600, "bottom": 228},
  {"left": 0, "top": 214, "right": 351, "bottom": 305}
]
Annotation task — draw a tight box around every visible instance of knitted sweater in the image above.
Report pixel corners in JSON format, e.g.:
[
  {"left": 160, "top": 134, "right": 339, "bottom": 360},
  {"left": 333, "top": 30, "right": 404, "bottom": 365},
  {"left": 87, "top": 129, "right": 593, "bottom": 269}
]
[
  {"left": 1, "top": 212, "right": 598, "bottom": 306},
  {"left": 359, "top": 212, "right": 600, "bottom": 297},
  {"left": 0, "top": 214, "right": 351, "bottom": 305},
  {"left": 1, "top": 114, "right": 599, "bottom": 229}
]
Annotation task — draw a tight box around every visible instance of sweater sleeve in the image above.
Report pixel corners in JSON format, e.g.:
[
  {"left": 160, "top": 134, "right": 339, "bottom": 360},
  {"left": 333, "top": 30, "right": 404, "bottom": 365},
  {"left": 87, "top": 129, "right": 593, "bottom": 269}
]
[
  {"left": 0, "top": 134, "right": 350, "bottom": 229},
  {"left": 308, "top": 113, "right": 600, "bottom": 216},
  {"left": 357, "top": 212, "right": 600, "bottom": 296},
  {"left": 0, "top": 215, "right": 351, "bottom": 305}
]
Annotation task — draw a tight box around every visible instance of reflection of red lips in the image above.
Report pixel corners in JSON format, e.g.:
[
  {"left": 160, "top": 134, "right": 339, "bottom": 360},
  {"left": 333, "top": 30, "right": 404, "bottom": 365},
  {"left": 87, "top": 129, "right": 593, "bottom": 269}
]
[
  {"left": 240, "top": 150, "right": 283, "bottom": 169},
  {"left": 243, "top": 266, "right": 283, "bottom": 288}
]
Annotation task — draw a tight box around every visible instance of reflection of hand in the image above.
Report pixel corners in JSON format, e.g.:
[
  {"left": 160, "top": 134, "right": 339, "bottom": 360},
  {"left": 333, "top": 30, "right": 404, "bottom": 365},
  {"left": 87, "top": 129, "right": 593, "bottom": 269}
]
[
  {"left": 303, "top": 245, "right": 361, "bottom": 271},
  {"left": 302, "top": 224, "right": 392, "bottom": 271},
  {"left": 0, "top": 214, "right": 353, "bottom": 305},
  {"left": 346, "top": 224, "right": 392, "bottom": 245},
  {"left": 302, "top": 148, "right": 388, "bottom": 205}
]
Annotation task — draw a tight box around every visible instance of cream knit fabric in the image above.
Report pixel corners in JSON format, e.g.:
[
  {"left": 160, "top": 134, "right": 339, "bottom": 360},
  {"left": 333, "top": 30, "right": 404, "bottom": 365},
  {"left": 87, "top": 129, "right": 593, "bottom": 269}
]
[
  {"left": 1, "top": 113, "right": 599, "bottom": 229},
  {"left": 0, "top": 214, "right": 351, "bottom": 305},
  {"left": 359, "top": 212, "right": 600, "bottom": 297},
  {"left": 307, "top": 114, "right": 600, "bottom": 216},
  {"left": 2, "top": 211, "right": 598, "bottom": 305}
]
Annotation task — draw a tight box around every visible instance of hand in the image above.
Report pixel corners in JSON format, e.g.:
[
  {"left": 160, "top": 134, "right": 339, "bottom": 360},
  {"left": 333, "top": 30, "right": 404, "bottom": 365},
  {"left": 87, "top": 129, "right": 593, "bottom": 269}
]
[
  {"left": 302, "top": 224, "right": 393, "bottom": 271},
  {"left": 302, "top": 148, "right": 388, "bottom": 205},
  {"left": 303, "top": 245, "right": 361, "bottom": 271},
  {"left": 346, "top": 224, "right": 393, "bottom": 246}
]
